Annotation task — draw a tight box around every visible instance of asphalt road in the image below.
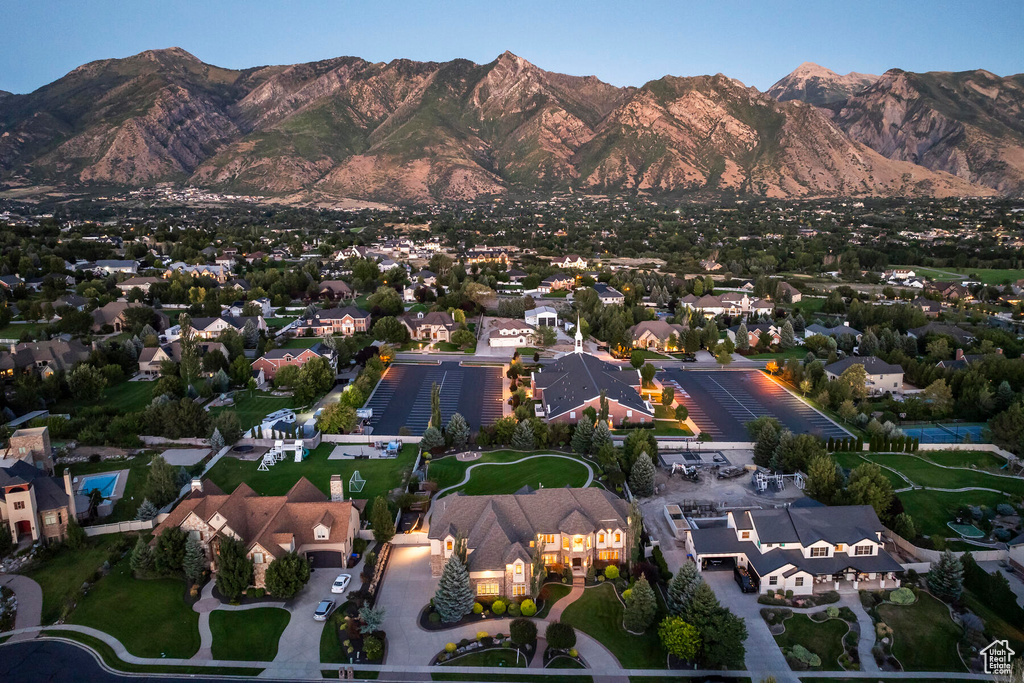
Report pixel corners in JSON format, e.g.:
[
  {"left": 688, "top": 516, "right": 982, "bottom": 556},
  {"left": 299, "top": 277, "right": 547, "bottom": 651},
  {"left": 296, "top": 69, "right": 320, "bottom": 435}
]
[
  {"left": 661, "top": 368, "right": 850, "bottom": 441},
  {"left": 362, "top": 361, "right": 504, "bottom": 435}
]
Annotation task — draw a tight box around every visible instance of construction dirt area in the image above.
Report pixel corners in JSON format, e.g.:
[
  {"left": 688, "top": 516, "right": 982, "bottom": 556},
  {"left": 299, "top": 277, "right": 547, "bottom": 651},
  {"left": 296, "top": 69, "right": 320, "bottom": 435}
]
[{"left": 640, "top": 448, "right": 808, "bottom": 554}]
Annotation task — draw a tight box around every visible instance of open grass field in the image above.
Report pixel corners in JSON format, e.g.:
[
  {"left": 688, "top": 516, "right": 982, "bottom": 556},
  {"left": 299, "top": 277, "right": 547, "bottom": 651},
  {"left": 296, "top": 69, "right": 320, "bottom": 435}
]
[
  {"left": 205, "top": 442, "right": 417, "bottom": 501},
  {"left": 899, "top": 489, "right": 1009, "bottom": 538},
  {"left": 209, "top": 391, "right": 296, "bottom": 431},
  {"left": 70, "top": 557, "right": 200, "bottom": 660},
  {"left": 890, "top": 265, "right": 1024, "bottom": 285},
  {"left": 560, "top": 583, "right": 666, "bottom": 669},
  {"left": 427, "top": 450, "right": 588, "bottom": 492},
  {"left": 449, "top": 457, "right": 590, "bottom": 495},
  {"left": 24, "top": 534, "right": 122, "bottom": 625},
  {"left": 867, "top": 454, "right": 1024, "bottom": 496},
  {"left": 0, "top": 321, "right": 46, "bottom": 339},
  {"left": 265, "top": 316, "right": 297, "bottom": 330},
  {"left": 919, "top": 450, "right": 1008, "bottom": 471},
  {"left": 877, "top": 592, "right": 967, "bottom": 672},
  {"left": 210, "top": 608, "right": 290, "bottom": 661},
  {"left": 54, "top": 379, "right": 155, "bottom": 414},
  {"left": 772, "top": 613, "right": 847, "bottom": 671},
  {"left": 832, "top": 452, "right": 907, "bottom": 488}
]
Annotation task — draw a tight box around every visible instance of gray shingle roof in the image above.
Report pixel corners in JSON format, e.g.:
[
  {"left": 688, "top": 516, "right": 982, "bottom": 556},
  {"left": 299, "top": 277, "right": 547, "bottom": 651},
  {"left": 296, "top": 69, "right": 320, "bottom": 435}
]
[
  {"left": 825, "top": 356, "right": 903, "bottom": 376},
  {"left": 533, "top": 353, "right": 651, "bottom": 420}
]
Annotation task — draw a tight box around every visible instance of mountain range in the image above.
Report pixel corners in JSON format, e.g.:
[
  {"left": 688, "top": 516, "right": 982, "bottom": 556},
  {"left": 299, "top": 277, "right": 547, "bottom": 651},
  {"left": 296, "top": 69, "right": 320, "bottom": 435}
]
[{"left": 0, "top": 48, "right": 1020, "bottom": 203}]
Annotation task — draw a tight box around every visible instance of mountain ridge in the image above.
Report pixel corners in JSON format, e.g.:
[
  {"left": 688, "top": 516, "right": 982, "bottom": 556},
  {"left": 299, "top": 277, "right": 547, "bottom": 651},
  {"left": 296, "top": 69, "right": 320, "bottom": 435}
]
[{"left": 0, "top": 48, "right": 1010, "bottom": 202}]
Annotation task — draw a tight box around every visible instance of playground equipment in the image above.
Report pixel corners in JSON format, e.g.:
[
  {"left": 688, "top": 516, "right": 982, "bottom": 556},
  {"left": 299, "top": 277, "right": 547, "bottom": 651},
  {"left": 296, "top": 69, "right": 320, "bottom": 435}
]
[
  {"left": 257, "top": 439, "right": 308, "bottom": 469},
  {"left": 349, "top": 470, "right": 366, "bottom": 493},
  {"left": 752, "top": 469, "right": 806, "bottom": 493},
  {"left": 257, "top": 452, "right": 276, "bottom": 472}
]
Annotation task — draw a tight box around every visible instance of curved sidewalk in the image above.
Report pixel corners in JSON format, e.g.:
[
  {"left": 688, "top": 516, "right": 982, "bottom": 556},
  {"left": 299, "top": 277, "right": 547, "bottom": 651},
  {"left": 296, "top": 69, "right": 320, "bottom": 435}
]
[{"left": 0, "top": 574, "right": 42, "bottom": 643}]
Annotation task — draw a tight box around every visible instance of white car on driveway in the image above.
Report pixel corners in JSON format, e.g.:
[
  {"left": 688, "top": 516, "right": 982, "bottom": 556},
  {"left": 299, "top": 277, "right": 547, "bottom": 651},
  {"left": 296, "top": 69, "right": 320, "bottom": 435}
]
[
  {"left": 331, "top": 573, "right": 351, "bottom": 594},
  {"left": 313, "top": 599, "right": 336, "bottom": 621}
]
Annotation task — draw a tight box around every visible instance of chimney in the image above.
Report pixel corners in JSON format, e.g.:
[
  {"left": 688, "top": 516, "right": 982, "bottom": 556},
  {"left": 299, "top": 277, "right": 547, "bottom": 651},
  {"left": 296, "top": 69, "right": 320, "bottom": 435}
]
[
  {"left": 330, "top": 474, "right": 344, "bottom": 502},
  {"left": 955, "top": 348, "right": 964, "bottom": 361},
  {"left": 190, "top": 477, "right": 203, "bottom": 494},
  {"left": 64, "top": 468, "right": 77, "bottom": 520}
]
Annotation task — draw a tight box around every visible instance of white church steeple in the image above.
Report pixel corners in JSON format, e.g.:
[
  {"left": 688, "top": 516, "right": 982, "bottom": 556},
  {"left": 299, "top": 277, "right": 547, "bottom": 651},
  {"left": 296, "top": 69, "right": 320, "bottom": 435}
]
[{"left": 574, "top": 314, "right": 583, "bottom": 354}]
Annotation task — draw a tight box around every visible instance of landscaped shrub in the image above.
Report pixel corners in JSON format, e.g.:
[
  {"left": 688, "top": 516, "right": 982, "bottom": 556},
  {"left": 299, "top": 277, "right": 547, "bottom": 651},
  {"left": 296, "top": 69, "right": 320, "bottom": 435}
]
[
  {"left": 476, "top": 630, "right": 488, "bottom": 641},
  {"left": 519, "top": 599, "right": 537, "bottom": 617},
  {"left": 507, "top": 602, "right": 521, "bottom": 617},
  {"left": 997, "top": 503, "right": 1016, "bottom": 516},
  {"left": 887, "top": 587, "right": 915, "bottom": 604},
  {"left": 545, "top": 621, "right": 577, "bottom": 650},
  {"left": 597, "top": 575, "right": 605, "bottom": 582},
  {"left": 492, "top": 599, "right": 506, "bottom": 615},
  {"left": 604, "top": 565, "right": 619, "bottom": 580},
  {"left": 510, "top": 617, "right": 537, "bottom": 646},
  {"left": 472, "top": 602, "right": 483, "bottom": 614},
  {"left": 789, "top": 644, "right": 822, "bottom": 668},
  {"left": 428, "top": 612, "right": 441, "bottom": 623},
  {"left": 363, "top": 635, "right": 383, "bottom": 661},
  {"left": 248, "top": 587, "right": 266, "bottom": 599},
  {"left": 445, "top": 642, "right": 456, "bottom": 653},
  {"left": 994, "top": 528, "right": 1012, "bottom": 542},
  {"left": 622, "top": 588, "right": 633, "bottom": 602},
  {"left": 825, "top": 606, "right": 839, "bottom": 618},
  {"left": 586, "top": 565, "right": 596, "bottom": 582}
]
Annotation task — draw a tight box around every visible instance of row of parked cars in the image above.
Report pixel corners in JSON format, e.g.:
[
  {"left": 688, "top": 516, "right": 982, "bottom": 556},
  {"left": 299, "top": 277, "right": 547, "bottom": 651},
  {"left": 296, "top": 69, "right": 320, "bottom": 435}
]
[{"left": 312, "top": 573, "right": 353, "bottom": 621}]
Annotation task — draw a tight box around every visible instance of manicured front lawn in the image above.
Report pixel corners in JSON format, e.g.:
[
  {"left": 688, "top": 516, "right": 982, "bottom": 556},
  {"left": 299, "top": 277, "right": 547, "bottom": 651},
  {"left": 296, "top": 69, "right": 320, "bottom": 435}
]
[
  {"left": 560, "top": 583, "right": 666, "bottom": 669},
  {"left": 265, "top": 316, "right": 298, "bottom": 330},
  {"left": 320, "top": 606, "right": 350, "bottom": 663},
  {"left": 536, "top": 583, "right": 573, "bottom": 619},
  {"left": 748, "top": 347, "right": 809, "bottom": 361},
  {"left": 53, "top": 379, "right": 155, "bottom": 414},
  {"left": 70, "top": 557, "right": 200, "bottom": 659},
  {"left": 427, "top": 450, "right": 590, "bottom": 493},
  {"left": 772, "top": 613, "right": 847, "bottom": 670},
  {"left": 23, "top": 534, "right": 121, "bottom": 625},
  {"left": 920, "top": 450, "right": 1008, "bottom": 472},
  {"left": 210, "top": 608, "right": 290, "bottom": 661},
  {"left": 441, "top": 648, "right": 526, "bottom": 667},
  {"left": 876, "top": 592, "right": 966, "bottom": 672},
  {"left": 613, "top": 424, "right": 692, "bottom": 437},
  {"left": 899, "top": 489, "right": 1010, "bottom": 539},
  {"left": 208, "top": 391, "right": 296, "bottom": 431},
  {"left": 205, "top": 442, "right": 417, "bottom": 501}
]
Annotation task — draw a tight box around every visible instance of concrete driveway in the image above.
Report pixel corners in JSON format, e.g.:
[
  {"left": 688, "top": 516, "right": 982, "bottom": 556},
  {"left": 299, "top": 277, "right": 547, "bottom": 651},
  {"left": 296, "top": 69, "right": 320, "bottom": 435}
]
[
  {"left": 271, "top": 564, "right": 355, "bottom": 673},
  {"left": 377, "top": 545, "right": 439, "bottom": 666},
  {"left": 0, "top": 574, "right": 42, "bottom": 643}
]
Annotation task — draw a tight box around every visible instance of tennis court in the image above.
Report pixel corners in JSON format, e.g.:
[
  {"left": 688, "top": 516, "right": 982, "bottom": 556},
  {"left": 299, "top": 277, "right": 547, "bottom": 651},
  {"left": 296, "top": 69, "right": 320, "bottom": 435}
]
[{"left": 901, "top": 423, "right": 986, "bottom": 444}]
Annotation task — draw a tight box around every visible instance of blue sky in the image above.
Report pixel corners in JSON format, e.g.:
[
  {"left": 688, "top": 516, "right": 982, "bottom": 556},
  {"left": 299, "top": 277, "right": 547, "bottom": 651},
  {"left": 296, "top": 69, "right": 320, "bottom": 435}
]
[{"left": 2, "top": 0, "right": 1021, "bottom": 94}]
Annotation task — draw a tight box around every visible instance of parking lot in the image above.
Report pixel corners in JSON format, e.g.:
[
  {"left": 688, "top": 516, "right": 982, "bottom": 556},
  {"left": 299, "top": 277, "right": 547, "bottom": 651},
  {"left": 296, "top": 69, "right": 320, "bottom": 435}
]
[
  {"left": 363, "top": 361, "right": 505, "bottom": 436},
  {"left": 661, "top": 368, "right": 849, "bottom": 441}
]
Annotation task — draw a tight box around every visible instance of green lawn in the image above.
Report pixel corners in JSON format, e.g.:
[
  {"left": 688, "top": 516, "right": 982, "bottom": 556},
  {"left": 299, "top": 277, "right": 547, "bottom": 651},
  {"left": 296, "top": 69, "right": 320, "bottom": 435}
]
[
  {"left": 831, "top": 452, "right": 912, "bottom": 489},
  {"left": 920, "top": 450, "right": 1008, "bottom": 472},
  {"left": 877, "top": 592, "right": 967, "bottom": 672},
  {"left": 441, "top": 648, "right": 527, "bottom": 667},
  {"left": 210, "top": 608, "right": 290, "bottom": 661},
  {"left": 949, "top": 267, "right": 1024, "bottom": 285},
  {"left": 560, "top": 583, "right": 666, "bottom": 669},
  {"left": 70, "top": 557, "right": 200, "bottom": 659},
  {"left": 433, "top": 341, "right": 475, "bottom": 353},
  {"left": 320, "top": 607, "right": 350, "bottom": 663},
  {"left": 53, "top": 379, "right": 155, "bottom": 414},
  {"left": 265, "top": 316, "right": 297, "bottom": 330},
  {"left": 278, "top": 337, "right": 321, "bottom": 349},
  {"left": 39, "top": 631, "right": 263, "bottom": 676},
  {"left": 516, "top": 347, "right": 545, "bottom": 357},
  {"left": 209, "top": 391, "right": 296, "bottom": 431},
  {"left": 68, "top": 452, "right": 156, "bottom": 522},
  {"left": 543, "top": 291, "right": 570, "bottom": 298},
  {"left": 900, "top": 488, "right": 1010, "bottom": 538},
  {"left": 772, "top": 613, "right": 847, "bottom": 671},
  {"left": 547, "top": 655, "right": 586, "bottom": 668},
  {"left": 613, "top": 424, "right": 693, "bottom": 437},
  {"left": 205, "top": 442, "right": 417, "bottom": 501},
  {"left": 24, "top": 534, "right": 121, "bottom": 625},
  {"left": 427, "top": 451, "right": 590, "bottom": 494},
  {"left": 866, "top": 454, "right": 1024, "bottom": 496},
  {"left": 748, "top": 347, "right": 809, "bottom": 361},
  {"left": 0, "top": 321, "right": 46, "bottom": 339}
]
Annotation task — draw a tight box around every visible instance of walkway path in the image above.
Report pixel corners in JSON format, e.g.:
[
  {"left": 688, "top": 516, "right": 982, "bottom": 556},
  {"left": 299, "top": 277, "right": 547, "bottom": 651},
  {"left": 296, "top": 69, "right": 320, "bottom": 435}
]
[
  {"left": 842, "top": 593, "right": 880, "bottom": 673},
  {"left": 544, "top": 577, "right": 584, "bottom": 623},
  {"left": 433, "top": 453, "right": 595, "bottom": 499},
  {"left": 0, "top": 574, "right": 42, "bottom": 643}
]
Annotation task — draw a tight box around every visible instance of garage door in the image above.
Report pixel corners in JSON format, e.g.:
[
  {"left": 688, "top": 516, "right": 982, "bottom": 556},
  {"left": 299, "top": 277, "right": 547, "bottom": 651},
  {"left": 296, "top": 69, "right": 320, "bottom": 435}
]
[
  {"left": 701, "top": 556, "right": 736, "bottom": 571},
  {"left": 307, "top": 551, "right": 346, "bottom": 568}
]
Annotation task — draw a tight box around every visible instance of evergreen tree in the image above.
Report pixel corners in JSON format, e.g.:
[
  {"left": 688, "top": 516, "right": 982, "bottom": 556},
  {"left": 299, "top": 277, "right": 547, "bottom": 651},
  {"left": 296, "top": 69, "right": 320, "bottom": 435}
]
[
  {"left": 571, "top": 419, "right": 594, "bottom": 455},
  {"left": 430, "top": 382, "right": 442, "bottom": 429},
  {"left": 369, "top": 496, "right": 395, "bottom": 544},
  {"left": 421, "top": 426, "right": 444, "bottom": 450},
  {"left": 804, "top": 454, "right": 840, "bottom": 505},
  {"left": 752, "top": 422, "right": 781, "bottom": 468},
  {"left": 434, "top": 555, "right": 474, "bottom": 623},
  {"left": 629, "top": 451, "right": 656, "bottom": 497},
  {"left": 667, "top": 562, "right": 701, "bottom": 616},
  {"left": 598, "top": 390, "right": 609, "bottom": 424},
  {"left": 735, "top": 322, "right": 749, "bottom": 351},
  {"left": 209, "top": 427, "right": 225, "bottom": 451},
  {"left": 779, "top": 321, "right": 796, "bottom": 349},
  {"left": 264, "top": 552, "right": 312, "bottom": 598},
  {"left": 624, "top": 575, "right": 658, "bottom": 632},
  {"left": 929, "top": 550, "right": 964, "bottom": 602},
  {"left": 858, "top": 330, "right": 879, "bottom": 356},
  {"left": 591, "top": 420, "right": 612, "bottom": 452},
  {"left": 216, "top": 537, "right": 254, "bottom": 602},
  {"left": 154, "top": 527, "right": 188, "bottom": 574},
  {"left": 65, "top": 519, "right": 87, "bottom": 549},
  {"left": 445, "top": 412, "right": 470, "bottom": 449},
  {"left": 130, "top": 535, "right": 154, "bottom": 576},
  {"left": 511, "top": 420, "right": 536, "bottom": 450},
  {"left": 135, "top": 498, "right": 159, "bottom": 521},
  {"left": 682, "top": 581, "right": 721, "bottom": 627},
  {"left": 183, "top": 536, "right": 206, "bottom": 584},
  {"left": 242, "top": 319, "right": 259, "bottom": 348},
  {"left": 700, "top": 608, "right": 747, "bottom": 669}
]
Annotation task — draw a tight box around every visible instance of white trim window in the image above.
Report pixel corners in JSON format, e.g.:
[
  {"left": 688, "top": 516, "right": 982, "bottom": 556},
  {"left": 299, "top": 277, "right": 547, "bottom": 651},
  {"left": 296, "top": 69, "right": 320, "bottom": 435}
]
[
  {"left": 854, "top": 545, "right": 873, "bottom": 556},
  {"left": 253, "top": 552, "right": 264, "bottom": 564}
]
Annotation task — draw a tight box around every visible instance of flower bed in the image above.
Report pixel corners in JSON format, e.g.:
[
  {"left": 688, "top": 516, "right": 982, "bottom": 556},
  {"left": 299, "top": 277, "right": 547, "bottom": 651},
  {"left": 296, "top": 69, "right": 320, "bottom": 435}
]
[
  {"left": 432, "top": 633, "right": 531, "bottom": 666},
  {"left": 0, "top": 586, "right": 15, "bottom": 632},
  {"left": 420, "top": 595, "right": 542, "bottom": 630},
  {"left": 757, "top": 589, "right": 840, "bottom": 608}
]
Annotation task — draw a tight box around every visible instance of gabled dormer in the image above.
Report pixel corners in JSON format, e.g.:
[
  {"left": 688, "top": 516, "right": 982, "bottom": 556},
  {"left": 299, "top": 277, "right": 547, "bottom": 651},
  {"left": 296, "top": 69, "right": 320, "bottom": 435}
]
[{"left": 313, "top": 510, "right": 334, "bottom": 541}]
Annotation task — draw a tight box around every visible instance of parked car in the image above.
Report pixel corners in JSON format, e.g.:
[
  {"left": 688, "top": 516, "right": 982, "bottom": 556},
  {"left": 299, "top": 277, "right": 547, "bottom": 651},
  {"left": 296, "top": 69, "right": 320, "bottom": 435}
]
[
  {"left": 678, "top": 353, "right": 697, "bottom": 362},
  {"left": 313, "top": 599, "right": 336, "bottom": 621},
  {"left": 331, "top": 573, "right": 351, "bottom": 594},
  {"left": 734, "top": 565, "right": 756, "bottom": 593}
]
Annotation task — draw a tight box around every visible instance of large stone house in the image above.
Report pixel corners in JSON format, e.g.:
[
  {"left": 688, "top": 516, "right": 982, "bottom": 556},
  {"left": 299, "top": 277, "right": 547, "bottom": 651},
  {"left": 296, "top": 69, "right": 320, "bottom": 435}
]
[
  {"left": 138, "top": 341, "right": 230, "bottom": 376},
  {"left": 152, "top": 477, "right": 361, "bottom": 589},
  {"left": 554, "top": 254, "right": 588, "bottom": 270},
  {"left": 824, "top": 356, "right": 904, "bottom": 396},
  {"left": 683, "top": 505, "right": 903, "bottom": 595},
  {"left": 538, "top": 274, "right": 575, "bottom": 294},
  {"left": 1, "top": 427, "right": 54, "bottom": 473},
  {"left": 252, "top": 344, "right": 335, "bottom": 381},
  {"left": 91, "top": 302, "right": 170, "bottom": 333},
  {"left": 428, "top": 487, "right": 631, "bottom": 598},
  {"left": 0, "top": 462, "right": 83, "bottom": 544},
  {"left": 531, "top": 337, "right": 653, "bottom": 424},
  {"left": 0, "top": 339, "right": 91, "bottom": 379},
  {"left": 294, "top": 306, "right": 371, "bottom": 337},
  {"left": 629, "top": 320, "right": 687, "bottom": 351},
  {"left": 401, "top": 311, "right": 459, "bottom": 343}
]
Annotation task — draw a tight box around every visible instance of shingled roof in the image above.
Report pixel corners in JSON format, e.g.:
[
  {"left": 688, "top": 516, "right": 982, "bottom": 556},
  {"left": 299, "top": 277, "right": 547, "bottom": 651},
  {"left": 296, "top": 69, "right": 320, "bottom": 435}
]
[
  {"left": 533, "top": 352, "right": 651, "bottom": 420},
  {"left": 428, "top": 487, "right": 629, "bottom": 573}
]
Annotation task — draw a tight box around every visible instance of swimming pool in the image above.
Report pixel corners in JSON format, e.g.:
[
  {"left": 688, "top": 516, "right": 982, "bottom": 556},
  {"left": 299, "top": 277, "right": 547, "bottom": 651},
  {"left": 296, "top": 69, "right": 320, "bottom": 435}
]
[{"left": 78, "top": 472, "right": 119, "bottom": 499}]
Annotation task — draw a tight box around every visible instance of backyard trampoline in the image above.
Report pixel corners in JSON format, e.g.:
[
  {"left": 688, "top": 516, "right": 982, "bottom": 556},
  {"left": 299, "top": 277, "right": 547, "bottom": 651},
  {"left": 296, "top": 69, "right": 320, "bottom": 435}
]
[{"left": 947, "top": 522, "right": 985, "bottom": 538}]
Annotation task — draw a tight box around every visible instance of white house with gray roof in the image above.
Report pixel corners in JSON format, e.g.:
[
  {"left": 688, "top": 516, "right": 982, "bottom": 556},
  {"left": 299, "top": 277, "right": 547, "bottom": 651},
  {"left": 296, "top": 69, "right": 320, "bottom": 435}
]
[{"left": 683, "top": 505, "right": 903, "bottom": 595}]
